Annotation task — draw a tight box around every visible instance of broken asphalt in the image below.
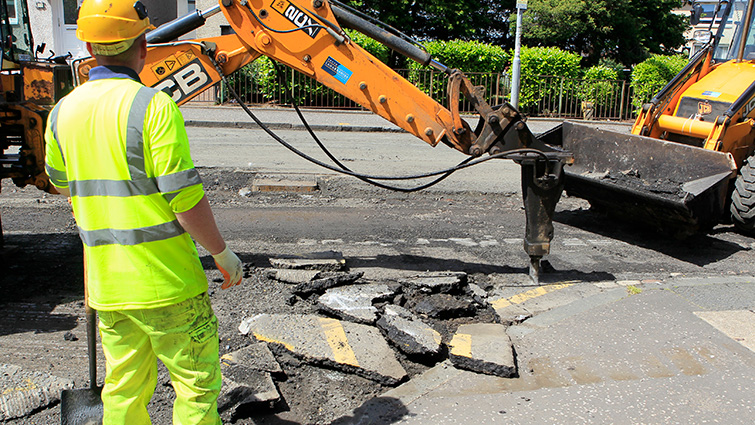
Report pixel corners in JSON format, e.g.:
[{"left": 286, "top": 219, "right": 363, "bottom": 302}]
[
  {"left": 3, "top": 106, "right": 749, "bottom": 424},
  {"left": 180, "top": 105, "right": 753, "bottom": 424}
]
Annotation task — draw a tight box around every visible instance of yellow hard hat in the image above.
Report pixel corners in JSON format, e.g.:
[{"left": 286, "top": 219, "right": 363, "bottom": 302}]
[{"left": 76, "top": 0, "right": 156, "bottom": 45}]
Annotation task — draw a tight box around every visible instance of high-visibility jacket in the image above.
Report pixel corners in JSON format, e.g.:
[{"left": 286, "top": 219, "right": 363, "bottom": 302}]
[{"left": 44, "top": 66, "right": 208, "bottom": 311}]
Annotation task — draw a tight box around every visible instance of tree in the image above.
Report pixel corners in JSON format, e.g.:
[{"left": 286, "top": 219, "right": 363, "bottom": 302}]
[
  {"left": 519, "top": 0, "right": 688, "bottom": 67},
  {"left": 342, "top": 0, "right": 515, "bottom": 46}
]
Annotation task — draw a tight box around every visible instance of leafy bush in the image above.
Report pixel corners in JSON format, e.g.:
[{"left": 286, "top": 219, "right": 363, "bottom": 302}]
[
  {"left": 400, "top": 40, "right": 510, "bottom": 105},
  {"left": 517, "top": 46, "right": 582, "bottom": 110},
  {"left": 222, "top": 56, "right": 275, "bottom": 104},
  {"left": 347, "top": 29, "right": 391, "bottom": 64},
  {"left": 630, "top": 54, "right": 688, "bottom": 109},
  {"left": 408, "top": 40, "right": 509, "bottom": 72},
  {"left": 578, "top": 65, "right": 621, "bottom": 107}
]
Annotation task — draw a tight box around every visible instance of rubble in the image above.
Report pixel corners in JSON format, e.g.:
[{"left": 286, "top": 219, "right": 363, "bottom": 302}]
[
  {"left": 239, "top": 314, "right": 407, "bottom": 385},
  {"left": 400, "top": 272, "right": 467, "bottom": 293},
  {"left": 466, "top": 283, "right": 489, "bottom": 304},
  {"left": 376, "top": 305, "right": 442, "bottom": 357},
  {"left": 317, "top": 283, "right": 398, "bottom": 324},
  {"left": 410, "top": 293, "right": 477, "bottom": 318},
  {"left": 448, "top": 323, "right": 517, "bottom": 378},
  {"left": 218, "top": 343, "right": 283, "bottom": 417},
  {"left": 218, "top": 369, "right": 280, "bottom": 415},
  {"left": 0, "top": 364, "right": 73, "bottom": 421},
  {"left": 292, "top": 271, "right": 364, "bottom": 295}
]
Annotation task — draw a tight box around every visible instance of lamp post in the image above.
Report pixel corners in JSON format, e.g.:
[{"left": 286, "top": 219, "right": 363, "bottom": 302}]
[{"left": 511, "top": 0, "right": 527, "bottom": 109}]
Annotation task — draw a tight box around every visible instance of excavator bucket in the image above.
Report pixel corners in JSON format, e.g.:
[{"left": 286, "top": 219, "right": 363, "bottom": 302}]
[{"left": 539, "top": 122, "right": 737, "bottom": 235}]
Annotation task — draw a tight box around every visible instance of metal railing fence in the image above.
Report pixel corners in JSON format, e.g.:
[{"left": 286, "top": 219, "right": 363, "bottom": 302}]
[{"left": 191, "top": 67, "right": 638, "bottom": 121}]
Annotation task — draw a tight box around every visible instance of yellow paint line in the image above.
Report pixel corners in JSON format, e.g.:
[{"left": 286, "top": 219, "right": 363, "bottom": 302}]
[
  {"left": 319, "top": 317, "right": 359, "bottom": 367},
  {"left": 491, "top": 283, "right": 574, "bottom": 310},
  {"left": 252, "top": 332, "right": 295, "bottom": 352},
  {"left": 450, "top": 333, "right": 472, "bottom": 358}
]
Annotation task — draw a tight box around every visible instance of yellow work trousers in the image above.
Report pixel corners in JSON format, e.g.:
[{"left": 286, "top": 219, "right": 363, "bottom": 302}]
[{"left": 97, "top": 292, "right": 222, "bottom": 425}]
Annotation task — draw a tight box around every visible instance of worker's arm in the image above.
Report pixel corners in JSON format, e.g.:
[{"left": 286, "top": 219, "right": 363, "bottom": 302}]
[
  {"left": 175, "top": 195, "right": 224, "bottom": 254},
  {"left": 176, "top": 195, "right": 243, "bottom": 289}
]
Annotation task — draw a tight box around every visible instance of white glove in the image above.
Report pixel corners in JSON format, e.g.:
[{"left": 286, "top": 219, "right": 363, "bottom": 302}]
[{"left": 212, "top": 246, "right": 243, "bottom": 289}]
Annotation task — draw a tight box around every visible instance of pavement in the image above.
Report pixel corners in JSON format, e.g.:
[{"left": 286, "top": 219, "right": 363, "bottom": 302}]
[
  {"left": 180, "top": 104, "right": 411, "bottom": 133},
  {"left": 178, "top": 105, "right": 754, "bottom": 424},
  {"left": 179, "top": 104, "right": 633, "bottom": 135},
  {"left": 356, "top": 277, "right": 755, "bottom": 425}
]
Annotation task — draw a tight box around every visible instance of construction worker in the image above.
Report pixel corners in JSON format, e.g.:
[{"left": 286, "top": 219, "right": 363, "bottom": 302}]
[{"left": 44, "top": 1, "right": 243, "bottom": 423}]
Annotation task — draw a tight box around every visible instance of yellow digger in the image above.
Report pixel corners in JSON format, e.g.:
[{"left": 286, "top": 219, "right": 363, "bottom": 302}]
[{"left": 542, "top": 0, "right": 755, "bottom": 236}]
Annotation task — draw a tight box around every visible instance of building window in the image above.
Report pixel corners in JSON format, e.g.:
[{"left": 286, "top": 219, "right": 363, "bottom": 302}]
[
  {"left": 5, "top": 0, "right": 18, "bottom": 24},
  {"left": 63, "top": 0, "right": 78, "bottom": 25}
]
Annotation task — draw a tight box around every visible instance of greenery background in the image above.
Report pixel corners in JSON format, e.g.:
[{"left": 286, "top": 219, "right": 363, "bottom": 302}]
[{"left": 224, "top": 0, "right": 693, "bottom": 116}]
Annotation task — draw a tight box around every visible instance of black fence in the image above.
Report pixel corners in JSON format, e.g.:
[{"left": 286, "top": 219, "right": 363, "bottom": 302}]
[{"left": 191, "top": 67, "right": 638, "bottom": 121}]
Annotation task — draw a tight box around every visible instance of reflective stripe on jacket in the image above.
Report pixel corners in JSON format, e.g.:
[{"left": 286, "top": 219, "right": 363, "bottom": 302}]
[{"left": 44, "top": 67, "right": 208, "bottom": 310}]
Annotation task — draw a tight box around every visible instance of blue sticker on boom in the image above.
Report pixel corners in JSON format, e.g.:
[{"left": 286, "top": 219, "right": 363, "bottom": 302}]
[{"left": 322, "top": 57, "right": 353, "bottom": 85}]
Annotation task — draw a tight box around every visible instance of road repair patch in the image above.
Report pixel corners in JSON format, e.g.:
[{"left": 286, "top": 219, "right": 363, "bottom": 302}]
[{"left": 694, "top": 310, "right": 755, "bottom": 352}]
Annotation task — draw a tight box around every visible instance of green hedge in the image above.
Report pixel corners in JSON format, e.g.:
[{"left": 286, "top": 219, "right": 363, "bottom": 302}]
[
  {"left": 630, "top": 54, "right": 689, "bottom": 109},
  {"left": 348, "top": 29, "right": 391, "bottom": 64},
  {"left": 408, "top": 40, "right": 509, "bottom": 72},
  {"left": 578, "top": 65, "right": 621, "bottom": 107},
  {"left": 517, "top": 46, "right": 582, "bottom": 109},
  {"left": 221, "top": 37, "right": 688, "bottom": 119}
]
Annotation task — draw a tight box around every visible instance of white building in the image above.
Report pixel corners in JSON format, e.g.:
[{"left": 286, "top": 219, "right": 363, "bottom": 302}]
[{"left": 27, "top": 0, "right": 197, "bottom": 59}]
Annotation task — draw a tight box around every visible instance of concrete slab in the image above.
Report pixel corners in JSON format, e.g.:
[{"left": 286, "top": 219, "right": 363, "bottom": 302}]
[
  {"left": 220, "top": 342, "right": 283, "bottom": 374},
  {"left": 448, "top": 323, "right": 517, "bottom": 378},
  {"left": 495, "top": 303, "right": 532, "bottom": 325},
  {"left": 218, "top": 368, "right": 280, "bottom": 414},
  {"left": 377, "top": 305, "right": 442, "bottom": 356},
  {"left": 0, "top": 364, "right": 73, "bottom": 420},
  {"left": 400, "top": 272, "right": 467, "bottom": 294},
  {"left": 507, "top": 288, "right": 627, "bottom": 338},
  {"left": 238, "top": 314, "right": 407, "bottom": 385},
  {"left": 269, "top": 251, "right": 346, "bottom": 271},
  {"left": 267, "top": 269, "right": 322, "bottom": 284},
  {"left": 293, "top": 271, "right": 364, "bottom": 295},
  {"left": 317, "top": 283, "right": 397, "bottom": 324},
  {"left": 490, "top": 282, "right": 605, "bottom": 321}
]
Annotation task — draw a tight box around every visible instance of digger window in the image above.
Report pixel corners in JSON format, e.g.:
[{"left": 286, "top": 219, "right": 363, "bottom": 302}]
[
  {"left": 715, "top": 0, "right": 755, "bottom": 61},
  {"left": 0, "top": 0, "right": 33, "bottom": 63}
]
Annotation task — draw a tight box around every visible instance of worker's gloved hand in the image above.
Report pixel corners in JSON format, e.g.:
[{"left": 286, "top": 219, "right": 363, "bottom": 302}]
[{"left": 212, "top": 246, "right": 243, "bottom": 289}]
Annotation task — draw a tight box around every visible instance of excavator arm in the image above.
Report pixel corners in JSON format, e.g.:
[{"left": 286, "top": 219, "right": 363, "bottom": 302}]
[{"left": 75, "top": 0, "right": 572, "bottom": 280}]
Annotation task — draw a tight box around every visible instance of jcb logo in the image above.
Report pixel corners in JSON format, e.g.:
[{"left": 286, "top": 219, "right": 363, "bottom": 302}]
[
  {"left": 743, "top": 96, "right": 755, "bottom": 118},
  {"left": 153, "top": 59, "right": 211, "bottom": 104},
  {"left": 272, "top": 0, "right": 321, "bottom": 38},
  {"left": 697, "top": 101, "right": 712, "bottom": 116}
]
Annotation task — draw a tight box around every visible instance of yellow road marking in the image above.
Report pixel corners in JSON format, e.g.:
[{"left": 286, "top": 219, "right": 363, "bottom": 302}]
[
  {"left": 491, "top": 283, "right": 574, "bottom": 310},
  {"left": 319, "top": 317, "right": 359, "bottom": 367},
  {"left": 252, "top": 332, "right": 295, "bottom": 352},
  {"left": 449, "top": 333, "right": 473, "bottom": 358}
]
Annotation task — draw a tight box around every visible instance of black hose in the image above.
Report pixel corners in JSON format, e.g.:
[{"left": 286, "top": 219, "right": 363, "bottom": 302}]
[{"left": 218, "top": 64, "right": 547, "bottom": 192}]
